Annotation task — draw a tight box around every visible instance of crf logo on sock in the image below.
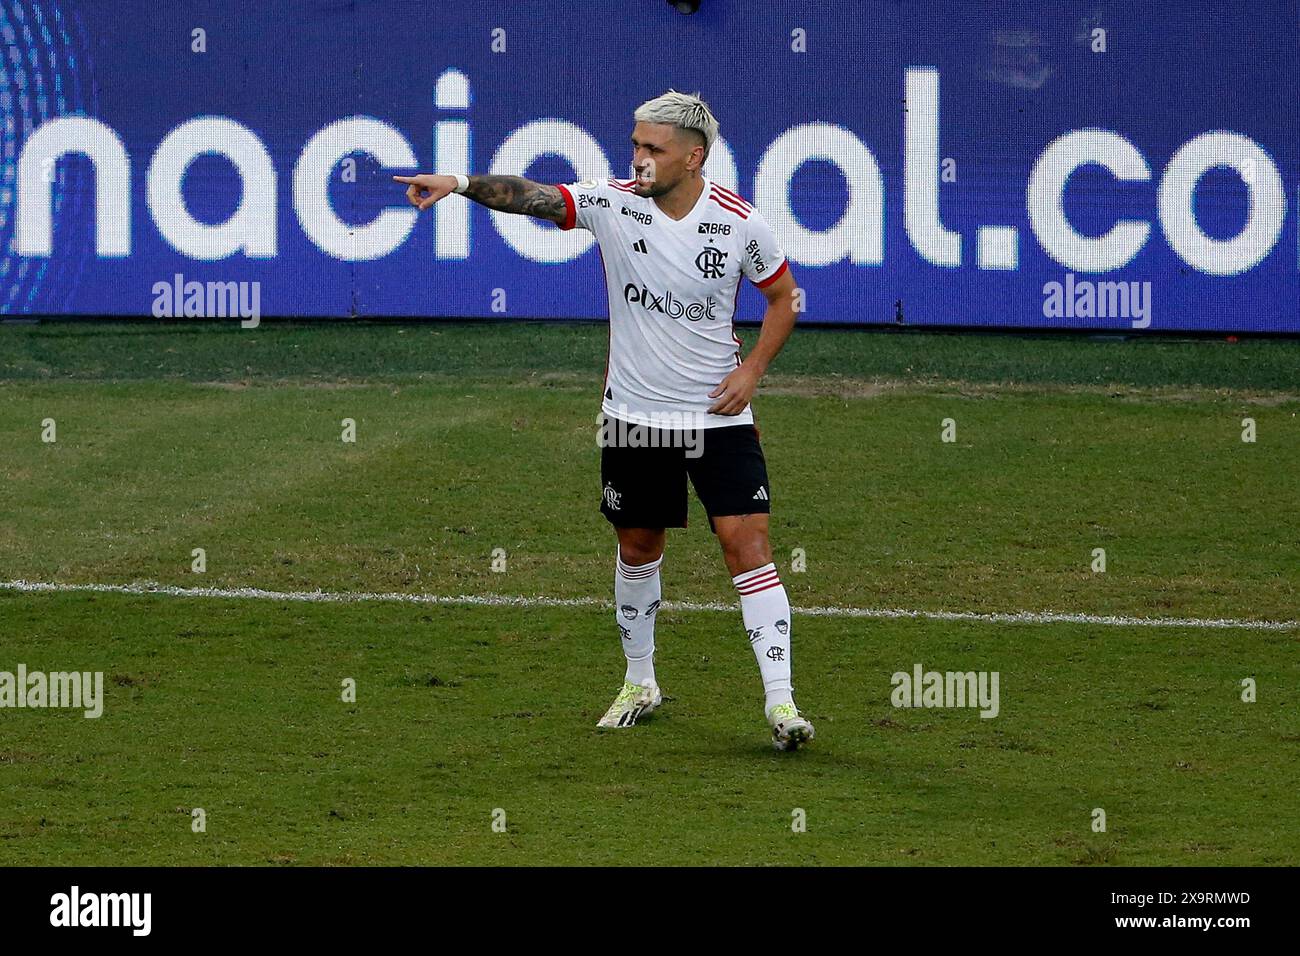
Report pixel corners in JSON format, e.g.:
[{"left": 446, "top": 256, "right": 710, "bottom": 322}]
[{"left": 50, "top": 886, "right": 151, "bottom": 936}]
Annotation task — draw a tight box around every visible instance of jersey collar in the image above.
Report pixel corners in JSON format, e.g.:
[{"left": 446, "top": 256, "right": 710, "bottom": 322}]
[{"left": 653, "top": 175, "right": 711, "bottom": 227}]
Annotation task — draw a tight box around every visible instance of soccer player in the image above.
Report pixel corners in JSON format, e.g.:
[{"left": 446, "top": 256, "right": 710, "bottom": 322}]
[{"left": 394, "top": 90, "right": 812, "bottom": 750}]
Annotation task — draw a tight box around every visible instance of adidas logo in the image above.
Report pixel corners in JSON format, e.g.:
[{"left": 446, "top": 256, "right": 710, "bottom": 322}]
[
  {"left": 631, "top": 239, "right": 648, "bottom": 254},
  {"left": 752, "top": 486, "right": 769, "bottom": 501}
]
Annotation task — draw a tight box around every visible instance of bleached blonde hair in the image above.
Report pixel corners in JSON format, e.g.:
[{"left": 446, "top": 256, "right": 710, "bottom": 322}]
[{"left": 634, "top": 89, "right": 719, "bottom": 159}]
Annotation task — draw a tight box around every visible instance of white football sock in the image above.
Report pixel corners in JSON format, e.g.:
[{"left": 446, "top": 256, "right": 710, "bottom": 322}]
[
  {"left": 733, "top": 562, "right": 794, "bottom": 713},
  {"left": 616, "top": 548, "right": 662, "bottom": 687}
]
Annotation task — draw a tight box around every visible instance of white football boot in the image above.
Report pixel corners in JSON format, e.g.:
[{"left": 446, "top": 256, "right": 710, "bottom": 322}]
[
  {"left": 767, "top": 701, "right": 815, "bottom": 751},
  {"left": 596, "top": 680, "right": 663, "bottom": 728}
]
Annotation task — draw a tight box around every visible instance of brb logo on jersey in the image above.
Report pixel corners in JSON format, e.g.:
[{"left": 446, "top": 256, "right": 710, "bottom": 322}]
[
  {"left": 694, "top": 247, "right": 728, "bottom": 279},
  {"left": 623, "top": 283, "right": 717, "bottom": 322}
]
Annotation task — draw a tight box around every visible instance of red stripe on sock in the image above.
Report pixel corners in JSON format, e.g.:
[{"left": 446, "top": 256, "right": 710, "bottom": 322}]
[
  {"left": 618, "top": 562, "right": 660, "bottom": 579},
  {"left": 735, "top": 572, "right": 780, "bottom": 594},
  {"left": 733, "top": 565, "right": 777, "bottom": 585}
]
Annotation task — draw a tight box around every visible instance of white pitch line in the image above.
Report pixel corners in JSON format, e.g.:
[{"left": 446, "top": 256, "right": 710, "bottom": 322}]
[{"left": 1, "top": 579, "right": 1295, "bottom": 632}]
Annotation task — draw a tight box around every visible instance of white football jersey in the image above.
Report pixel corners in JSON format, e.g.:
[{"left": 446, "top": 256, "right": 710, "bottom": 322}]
[{"left": 556, "top": 175, "right": 788, "bottom": 429}]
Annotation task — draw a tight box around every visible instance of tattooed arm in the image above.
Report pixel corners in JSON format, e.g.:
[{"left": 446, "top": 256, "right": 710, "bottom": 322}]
[{"left": 393, "top": 174, "right": 567, "bottom": 225}]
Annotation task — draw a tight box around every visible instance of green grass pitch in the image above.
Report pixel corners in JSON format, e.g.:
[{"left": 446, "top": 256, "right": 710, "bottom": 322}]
[{"left": 0, "top": 321, "right": 1296, "bottom": 865}]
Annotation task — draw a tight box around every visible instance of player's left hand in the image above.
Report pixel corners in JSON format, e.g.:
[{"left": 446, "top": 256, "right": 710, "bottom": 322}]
[{"left": 707, "top": 363, "right": 760, "bottom": 415}]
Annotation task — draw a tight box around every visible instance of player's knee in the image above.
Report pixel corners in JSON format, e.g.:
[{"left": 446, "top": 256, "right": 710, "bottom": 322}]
[
  {"left": 721, "top": 532, "right": 771, "bottom": 573},
  {"left": 617, "top": 529, "right": 665, "bottom": 565}
]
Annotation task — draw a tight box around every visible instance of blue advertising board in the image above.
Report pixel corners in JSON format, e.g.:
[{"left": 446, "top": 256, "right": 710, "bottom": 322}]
[{"left": 2, "top": 0, "right": 1297, "bottom": 331}]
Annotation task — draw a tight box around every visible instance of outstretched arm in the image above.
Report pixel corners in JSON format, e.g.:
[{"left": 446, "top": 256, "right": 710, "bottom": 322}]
[{"left": 393, "top": 174, "right": 567, "bottom": 225}]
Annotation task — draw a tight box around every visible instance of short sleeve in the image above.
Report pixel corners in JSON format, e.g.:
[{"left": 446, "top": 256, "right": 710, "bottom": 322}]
[
  {"left": 555, "top": 179, "right": 611, "bottom": 233},
  {"left": 741, "top": 210, "right": 789, "bottom": 288}
]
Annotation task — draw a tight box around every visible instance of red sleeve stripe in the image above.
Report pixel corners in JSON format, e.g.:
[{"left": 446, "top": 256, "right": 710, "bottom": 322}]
[
  {"left": 607, "top": 181, "right": 636, "bottom": 194},
  {"left": 708, "top": 192, "right": 750, "bottom": 219},
  {"left": 555, "top": 184, "right": 577, "bottom": 230},
  {"left": 710, "top": 182, "right": 752, "bottom": 210},
  {"left": 709, "top": 186, "right": 750, "bottom": 212},
  {"left": 753, "top": 258, "right": 789, "bottom": 289}
]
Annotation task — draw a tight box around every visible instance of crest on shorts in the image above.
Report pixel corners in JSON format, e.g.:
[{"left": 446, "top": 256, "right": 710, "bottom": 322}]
[{"left": 603, "top": 482, "right": 621, "bottom": 511}]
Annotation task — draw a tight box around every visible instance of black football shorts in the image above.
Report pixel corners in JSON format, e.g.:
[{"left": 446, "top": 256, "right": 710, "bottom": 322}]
[{"left": 599, "top": 415, "right": 771, "bottom": 530}]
